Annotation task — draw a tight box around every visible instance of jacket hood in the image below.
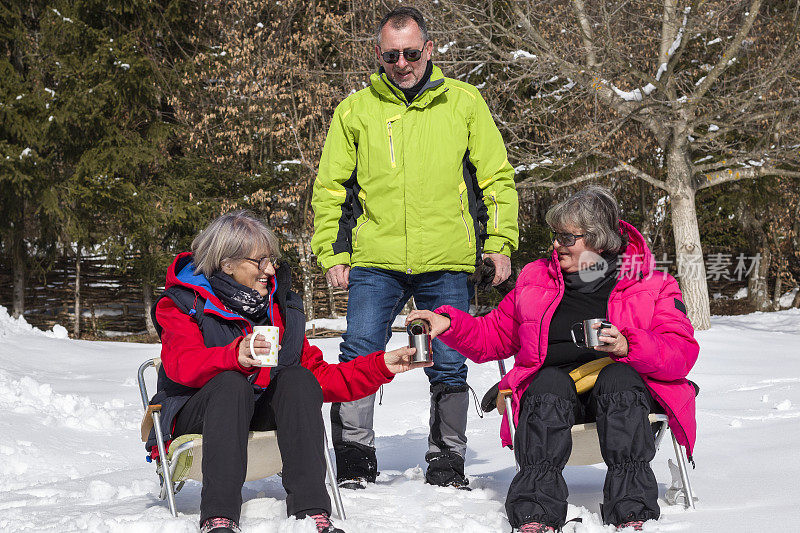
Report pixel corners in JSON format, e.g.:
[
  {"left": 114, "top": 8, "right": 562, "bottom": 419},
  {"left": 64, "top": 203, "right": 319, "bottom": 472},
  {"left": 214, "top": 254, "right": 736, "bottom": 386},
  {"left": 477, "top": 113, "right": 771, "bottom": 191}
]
[
  {"left": 548, "top": 220, "right": 654, "bottom": 287},
  {"left": 165, "top": 252, "right": 291, "bottom": 323},
  {"left": 617, "top": 220, "right": 654, "bottom": 283}
]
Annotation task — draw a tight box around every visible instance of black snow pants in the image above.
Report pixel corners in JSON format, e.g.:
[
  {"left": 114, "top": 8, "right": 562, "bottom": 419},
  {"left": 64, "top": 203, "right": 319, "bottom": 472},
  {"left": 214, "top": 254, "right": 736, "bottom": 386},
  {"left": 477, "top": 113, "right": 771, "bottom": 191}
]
[
  {"left": 505, "top": 363, "right": 660, "bottom": 529},
  {"left": 172, "top": 366, "right": 330, "bottom": 525}
]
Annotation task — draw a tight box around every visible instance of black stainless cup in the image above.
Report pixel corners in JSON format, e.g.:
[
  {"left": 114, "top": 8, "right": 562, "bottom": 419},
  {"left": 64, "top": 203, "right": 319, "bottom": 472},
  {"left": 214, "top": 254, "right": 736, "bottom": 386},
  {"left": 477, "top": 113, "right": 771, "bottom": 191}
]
[{"left": 407, "top": 319, "right": 434, "bottom": 363}]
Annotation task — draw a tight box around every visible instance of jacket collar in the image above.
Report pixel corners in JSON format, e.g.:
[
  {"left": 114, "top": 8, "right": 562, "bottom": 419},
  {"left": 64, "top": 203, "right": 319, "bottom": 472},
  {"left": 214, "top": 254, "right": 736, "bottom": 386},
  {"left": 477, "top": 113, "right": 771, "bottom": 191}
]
[
  {"left": 165, "top": 252, "right": 291, "bottom": 323},
  {"left": 370, "top": 63, "right": 447, "bottom": 107}
]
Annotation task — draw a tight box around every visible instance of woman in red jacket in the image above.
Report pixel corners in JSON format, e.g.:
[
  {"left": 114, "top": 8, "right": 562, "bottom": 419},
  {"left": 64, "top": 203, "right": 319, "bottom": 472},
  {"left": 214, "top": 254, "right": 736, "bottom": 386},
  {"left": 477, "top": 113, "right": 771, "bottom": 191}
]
[
  {"left": 148, "top": 211, "right": 426, "bottom": 533},
  {"left": 408, "top": 186, "right": 699, "bottom": 533}
]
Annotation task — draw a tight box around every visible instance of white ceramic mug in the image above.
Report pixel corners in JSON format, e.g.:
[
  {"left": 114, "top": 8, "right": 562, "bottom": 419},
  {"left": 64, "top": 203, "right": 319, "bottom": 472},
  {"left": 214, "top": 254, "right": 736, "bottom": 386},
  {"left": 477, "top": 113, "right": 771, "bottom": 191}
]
[{"left": 249, "top": 325, "right": 280, "bottom": 367}]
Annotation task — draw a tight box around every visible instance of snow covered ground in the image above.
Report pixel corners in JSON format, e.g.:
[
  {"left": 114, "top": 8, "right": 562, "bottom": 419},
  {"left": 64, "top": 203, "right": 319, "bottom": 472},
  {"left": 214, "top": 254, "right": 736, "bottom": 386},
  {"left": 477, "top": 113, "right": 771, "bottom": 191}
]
[{"left": 1, "top": 305, "right": 799, "bottom": 532}]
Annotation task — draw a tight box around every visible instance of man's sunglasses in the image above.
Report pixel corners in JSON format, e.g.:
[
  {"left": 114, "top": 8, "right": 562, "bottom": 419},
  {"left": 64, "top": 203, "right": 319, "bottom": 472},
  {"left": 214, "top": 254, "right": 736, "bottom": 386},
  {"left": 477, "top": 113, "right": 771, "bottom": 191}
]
[
  {"left": 550, "top": 231, "right": 585, "bottom": 247},
  {"left": 243, "top": 255, "right": 280, "bottom": 271},
  {"left": 380, "top": 47, "right": 424, "bottom": 64}
]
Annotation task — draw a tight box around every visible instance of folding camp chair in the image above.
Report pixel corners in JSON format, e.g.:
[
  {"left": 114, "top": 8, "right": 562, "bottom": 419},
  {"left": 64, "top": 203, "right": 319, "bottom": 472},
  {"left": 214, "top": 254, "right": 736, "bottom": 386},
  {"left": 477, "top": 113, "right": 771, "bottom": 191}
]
[
  {"left": 137, "top": 358, "right": 346, "bottom": 519},
  {"left": 497, "top": 361, "right": 696, "bottom": 510}
]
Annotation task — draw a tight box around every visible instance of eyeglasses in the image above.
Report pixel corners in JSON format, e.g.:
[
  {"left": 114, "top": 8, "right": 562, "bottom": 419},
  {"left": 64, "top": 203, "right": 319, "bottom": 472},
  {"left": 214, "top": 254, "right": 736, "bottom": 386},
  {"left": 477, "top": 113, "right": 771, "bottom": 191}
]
[
  {"left": 243, "top": 255, "right": 279, "bottom": 271},
  {"left": 379, "top": 46, "right": 425, "bottom": 64},
  {"left": 550, "top": 231, "right": 585, "bottom": 247}
]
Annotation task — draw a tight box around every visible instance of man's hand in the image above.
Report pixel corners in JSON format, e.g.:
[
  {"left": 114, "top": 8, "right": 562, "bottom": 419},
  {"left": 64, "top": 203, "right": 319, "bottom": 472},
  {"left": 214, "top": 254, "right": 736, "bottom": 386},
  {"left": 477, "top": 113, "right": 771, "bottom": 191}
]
[
  {"left": 383, "top": 346, "right": 433, "bottom": 374},
  {"left": 325, "top": 264, "right": 351, "bottom": 289},
  {"left": 593, "top": 322, "right": 629, "bottom": 358},
  {"left": 405, "top": 310, "right": 451, "bottom": 339},
  {"left": 484, "top": 253, "right": 511, "bottom": 286}
]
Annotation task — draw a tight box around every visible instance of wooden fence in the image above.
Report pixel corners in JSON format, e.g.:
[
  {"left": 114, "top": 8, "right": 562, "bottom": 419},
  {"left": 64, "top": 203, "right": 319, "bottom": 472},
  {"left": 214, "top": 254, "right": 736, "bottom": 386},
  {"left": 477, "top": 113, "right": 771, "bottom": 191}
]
[{"left": 0, "top": 255, "right": 350, "bottom": 336}]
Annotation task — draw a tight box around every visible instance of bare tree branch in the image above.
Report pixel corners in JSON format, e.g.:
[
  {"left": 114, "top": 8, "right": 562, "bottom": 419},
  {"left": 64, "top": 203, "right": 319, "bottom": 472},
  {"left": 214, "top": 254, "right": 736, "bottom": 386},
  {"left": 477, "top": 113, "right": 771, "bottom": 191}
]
[
  {"left": 618, "top": 161, "right": 670, "bottom": 191},
  {"left": 517, "top": 165, "right": 626, "bottom": 190},
  {"left": 690, "top": 0, "right": 764, "bottom": 106},
  {"left": 698, "top": 166, "right": 800, "bottom": 189},
  {"left": 571, "top": 0, "right": 598, "bottom": 68}
]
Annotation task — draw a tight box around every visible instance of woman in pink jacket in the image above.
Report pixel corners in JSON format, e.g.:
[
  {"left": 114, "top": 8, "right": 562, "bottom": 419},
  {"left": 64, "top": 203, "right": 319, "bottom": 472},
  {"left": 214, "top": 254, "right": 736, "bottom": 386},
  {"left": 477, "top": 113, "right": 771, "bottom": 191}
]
[{"left": 408, "top": 186, "right": 698, "bottom": 533}]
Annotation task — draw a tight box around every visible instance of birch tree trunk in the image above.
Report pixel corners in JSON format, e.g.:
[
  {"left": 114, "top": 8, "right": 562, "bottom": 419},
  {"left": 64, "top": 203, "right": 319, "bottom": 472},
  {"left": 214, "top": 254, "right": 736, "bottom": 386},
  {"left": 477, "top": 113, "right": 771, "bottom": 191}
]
[
  {"left": 142, "top": 280, "right": 157, "bottom": 336},
  {"left": 771, "top": 263, "right": 783, "bottom": 311},
  {"left": 73, "top": 245, "right": 82, "bottom": 338},
  {"left": 326, "top": 280, "right": 337, "bottom": 318},
  {"left": 667, "top": 138, "right": 711, "bottom": 330},
  {"left": 296, "top": 233, "right": 315, "bottom": 322}
]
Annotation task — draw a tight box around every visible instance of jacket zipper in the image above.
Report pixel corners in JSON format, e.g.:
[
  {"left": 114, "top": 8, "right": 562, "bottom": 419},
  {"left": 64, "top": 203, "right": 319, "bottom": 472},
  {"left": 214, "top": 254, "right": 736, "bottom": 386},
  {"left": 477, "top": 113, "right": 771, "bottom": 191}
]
[
  {"left": 353, "top": 190, "right": 369, "bottom": 245},
  {"left": 458, "top": 183, "right": 472, "bottom": 245},
  {"left": 490, "top": 191, "right": 499, "bottom": 231},
  {"left": 386, "top": 116, "right": 401, "bottom": 168}
]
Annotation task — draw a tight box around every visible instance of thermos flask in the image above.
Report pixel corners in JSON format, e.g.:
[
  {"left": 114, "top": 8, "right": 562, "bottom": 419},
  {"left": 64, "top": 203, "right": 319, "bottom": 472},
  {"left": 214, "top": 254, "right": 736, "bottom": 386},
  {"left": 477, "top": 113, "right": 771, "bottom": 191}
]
[{"left": 407, "top": 319, "right": 434, "bottom": 363}]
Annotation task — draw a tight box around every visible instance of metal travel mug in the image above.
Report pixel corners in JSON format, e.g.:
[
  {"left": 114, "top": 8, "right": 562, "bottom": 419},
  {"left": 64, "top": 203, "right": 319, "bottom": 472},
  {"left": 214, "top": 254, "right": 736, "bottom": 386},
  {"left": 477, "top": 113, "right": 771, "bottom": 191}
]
[
  {"left": 407, "top": 319, "right": 434, "bottom": 363},
  {"left": 570, "top": 318, "right": 613, "bottom": 348}
]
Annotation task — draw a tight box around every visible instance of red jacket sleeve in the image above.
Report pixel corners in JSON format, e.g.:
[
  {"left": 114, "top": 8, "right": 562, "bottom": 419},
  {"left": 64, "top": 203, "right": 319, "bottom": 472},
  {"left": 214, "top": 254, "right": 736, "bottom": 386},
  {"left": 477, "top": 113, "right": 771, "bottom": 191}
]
[
  {"left": 616, "top": 275, "right": 699, "bottom": 381},
  {"left": 156, "top": 297, "right": 256, "bottom": 388},
  {"left": 300, "top": 337, "right": 395, "bottom": 403}
]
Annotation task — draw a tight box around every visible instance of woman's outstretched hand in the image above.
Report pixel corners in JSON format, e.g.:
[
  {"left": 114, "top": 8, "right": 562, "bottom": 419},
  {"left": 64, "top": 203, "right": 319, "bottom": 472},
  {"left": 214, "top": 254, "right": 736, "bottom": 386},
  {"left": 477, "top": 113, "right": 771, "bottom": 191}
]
[
  {"left": 405, "top": 310, "right": 451, "bottom": 339},
  {"left": 383, "top": 346, "right": 433, "bottom": 374},
  {"left": 593, "top": 322, "right": 629, "bottom": 358}
]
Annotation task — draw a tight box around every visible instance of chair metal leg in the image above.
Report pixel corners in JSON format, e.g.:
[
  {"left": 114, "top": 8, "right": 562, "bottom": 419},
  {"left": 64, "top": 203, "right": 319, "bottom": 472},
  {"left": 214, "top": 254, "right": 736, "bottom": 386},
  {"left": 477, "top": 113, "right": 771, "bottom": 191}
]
[
  {"left": 152, "top": 411, "right": 178, "bottom": 517},
  {"left": 653, "top": 420, "right": 668, "bottom": 451},
  {"left": 323, "top": 428, "right": 346, "bottom": 520},
  {"left": 671, "top": 433, "right": 696, "bottom": 510},
  {"left": 498, "top": 360, "right": 519, "bottom": 472}
]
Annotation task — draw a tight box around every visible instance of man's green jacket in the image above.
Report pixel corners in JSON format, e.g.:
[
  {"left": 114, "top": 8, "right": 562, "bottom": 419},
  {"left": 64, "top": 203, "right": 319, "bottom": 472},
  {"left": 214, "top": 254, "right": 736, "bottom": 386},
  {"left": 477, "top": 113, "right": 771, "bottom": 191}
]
[{"left": 311, "top": 64, "right": 519, "bottom": 274}]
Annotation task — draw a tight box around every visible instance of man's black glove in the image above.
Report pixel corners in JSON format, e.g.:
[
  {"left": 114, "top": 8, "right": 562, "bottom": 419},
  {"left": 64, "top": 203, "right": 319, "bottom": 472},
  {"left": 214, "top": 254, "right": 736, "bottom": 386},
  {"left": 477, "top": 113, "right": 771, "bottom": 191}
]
[
  {"left": 469, "top": 257, "right": 496, "bottom": 292},
  {"left": 480, "top": 381, "right": 500, "bottom": 413}
]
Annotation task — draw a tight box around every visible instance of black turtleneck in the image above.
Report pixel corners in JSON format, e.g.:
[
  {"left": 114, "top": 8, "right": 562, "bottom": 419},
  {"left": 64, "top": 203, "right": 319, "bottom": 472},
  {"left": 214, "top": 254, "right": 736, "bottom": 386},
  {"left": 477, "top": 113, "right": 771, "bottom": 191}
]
[
  {"left": 388, "top": 60, "right": 433, "bottom": 103},
  {"left": 544, "top": 252, "right": 619, "bottom": 371}
]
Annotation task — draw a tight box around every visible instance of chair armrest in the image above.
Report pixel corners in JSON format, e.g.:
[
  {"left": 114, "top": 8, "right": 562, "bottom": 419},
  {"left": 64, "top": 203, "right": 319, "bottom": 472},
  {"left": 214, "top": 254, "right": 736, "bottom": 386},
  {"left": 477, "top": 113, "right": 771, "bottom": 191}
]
[
  {"left": 141, "top": 404, "right": 162, "bottom": 443},
  {"left": 496, "top": 389, "right": 512, "bottom": 415}
]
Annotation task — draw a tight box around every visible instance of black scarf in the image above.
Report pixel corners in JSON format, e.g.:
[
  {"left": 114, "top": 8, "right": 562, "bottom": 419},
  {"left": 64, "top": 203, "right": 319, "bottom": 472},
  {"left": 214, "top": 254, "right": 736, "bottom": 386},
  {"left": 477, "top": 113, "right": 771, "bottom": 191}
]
[
  {"left": 562, "top": 251, "right": 619, "bottom": 294},
  {"left": 209, "top": 271, "right": 271, "bottom": 323}
]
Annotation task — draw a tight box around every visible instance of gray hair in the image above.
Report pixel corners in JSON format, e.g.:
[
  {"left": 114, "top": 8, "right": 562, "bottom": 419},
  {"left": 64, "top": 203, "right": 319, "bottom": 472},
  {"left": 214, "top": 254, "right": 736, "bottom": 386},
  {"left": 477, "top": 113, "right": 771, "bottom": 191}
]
[
  {"left": 191, "top": 210, "right": 281, "bottom": 277},
  {"left": 376, "top": 6, "right": 429, "bottom": 46},
  {"left": 545, "top": 185, "right": 625, "bottom": 253}
]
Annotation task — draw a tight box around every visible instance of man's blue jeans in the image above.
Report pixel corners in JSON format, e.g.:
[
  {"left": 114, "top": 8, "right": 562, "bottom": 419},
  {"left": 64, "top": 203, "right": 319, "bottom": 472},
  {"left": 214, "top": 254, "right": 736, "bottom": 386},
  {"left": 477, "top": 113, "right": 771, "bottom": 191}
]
[
  {"left": 331, "top": 267, "right": 471, "bottom": 469},
  {"left": 339, "top": 267, "right": 470, "bottom": 386}
]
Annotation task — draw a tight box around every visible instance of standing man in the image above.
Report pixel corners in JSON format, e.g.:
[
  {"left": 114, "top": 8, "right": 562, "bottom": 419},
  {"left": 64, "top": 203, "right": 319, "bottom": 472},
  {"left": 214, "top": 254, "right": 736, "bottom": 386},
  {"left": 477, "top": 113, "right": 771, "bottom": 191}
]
[{"left": 311, "top": 6, "right": 518, "bottom": 490}]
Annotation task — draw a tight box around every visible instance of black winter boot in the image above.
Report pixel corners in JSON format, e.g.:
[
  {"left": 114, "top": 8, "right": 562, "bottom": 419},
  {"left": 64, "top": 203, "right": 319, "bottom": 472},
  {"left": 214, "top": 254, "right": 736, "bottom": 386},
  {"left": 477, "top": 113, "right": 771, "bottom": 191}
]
[
  {"left": 334, "top": 441, "right": 377, "bottom": 489},
  {"left": 425, "top": 451, "right": 470, "bottom": 489}
]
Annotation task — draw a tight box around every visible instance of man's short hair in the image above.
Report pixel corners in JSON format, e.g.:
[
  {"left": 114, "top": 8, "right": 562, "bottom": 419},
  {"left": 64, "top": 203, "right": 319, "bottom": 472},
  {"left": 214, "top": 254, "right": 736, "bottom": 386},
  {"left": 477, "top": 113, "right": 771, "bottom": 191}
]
[{"left": 376, "top": 6, "right": 429, "bottom": 45}]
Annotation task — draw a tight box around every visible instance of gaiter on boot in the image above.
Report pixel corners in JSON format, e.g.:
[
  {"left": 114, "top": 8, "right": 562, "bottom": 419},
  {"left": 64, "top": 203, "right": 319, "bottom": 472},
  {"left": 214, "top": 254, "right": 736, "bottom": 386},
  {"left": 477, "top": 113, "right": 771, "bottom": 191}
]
[
  {"left": 505, "top": 366, "right": 577, "bottom": 530},
  {"left": 592, "top": 364, "right": 660, "bottom": 526},
  {"left": 426, "top": 383, "right": 469, "bottom": 487}
]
